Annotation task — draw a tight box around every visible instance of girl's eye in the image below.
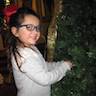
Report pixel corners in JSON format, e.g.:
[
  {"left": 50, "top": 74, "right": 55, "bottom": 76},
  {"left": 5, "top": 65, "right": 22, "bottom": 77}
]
[
  {"left": 26, "top": 25, "right": 34, "bottom": 31},
  {"left": 36, "top": 26, "right": 40, "bottom": 32}
]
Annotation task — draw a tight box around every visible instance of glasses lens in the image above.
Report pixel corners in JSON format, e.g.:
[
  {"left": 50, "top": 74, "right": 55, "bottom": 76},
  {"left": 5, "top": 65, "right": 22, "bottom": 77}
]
[
  {"left": 26, "top": 24, "right": 34, "bottom": 31},
  {"left": 36, "top": 25, "right": 40, "bottom": 32}
]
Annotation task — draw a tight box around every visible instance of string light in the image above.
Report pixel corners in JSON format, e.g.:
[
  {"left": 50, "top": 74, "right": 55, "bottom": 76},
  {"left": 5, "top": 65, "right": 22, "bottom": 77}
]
[{"left": 4, "top": 0, "right": 10, "bottom": 6}]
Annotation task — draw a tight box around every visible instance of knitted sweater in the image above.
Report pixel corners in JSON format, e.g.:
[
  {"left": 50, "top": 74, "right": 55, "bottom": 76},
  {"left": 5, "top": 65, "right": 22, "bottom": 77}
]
[{"left": 11, "top": 46, "right": 70, "bottom": 96}]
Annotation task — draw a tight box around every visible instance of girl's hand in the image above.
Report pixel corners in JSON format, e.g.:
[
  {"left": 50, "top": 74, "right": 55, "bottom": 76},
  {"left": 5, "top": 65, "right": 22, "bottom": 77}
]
[{"left": 64, "top": 60, "right": 74, "bottom": 69}]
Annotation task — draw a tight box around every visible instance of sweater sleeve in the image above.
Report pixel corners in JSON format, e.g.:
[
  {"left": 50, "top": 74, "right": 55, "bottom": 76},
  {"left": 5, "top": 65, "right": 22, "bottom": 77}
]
[
  {"left": 46, "top": 61, "right": 70, "bottom": 71},
  {"left": 20, "top": 54, "right": 70, "bottom": 86}
]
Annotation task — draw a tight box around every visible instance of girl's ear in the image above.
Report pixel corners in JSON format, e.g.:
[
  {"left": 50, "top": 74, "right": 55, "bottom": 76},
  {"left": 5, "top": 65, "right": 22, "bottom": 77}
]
[{"left": 11, "top": 27, "right": 19, "bottom": 37}]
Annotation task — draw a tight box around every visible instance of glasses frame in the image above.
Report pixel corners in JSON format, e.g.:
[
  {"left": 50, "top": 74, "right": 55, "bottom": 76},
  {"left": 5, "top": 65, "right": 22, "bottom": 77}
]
[{"left": 17, "top": 24, "right": 40, "bottom": 32}]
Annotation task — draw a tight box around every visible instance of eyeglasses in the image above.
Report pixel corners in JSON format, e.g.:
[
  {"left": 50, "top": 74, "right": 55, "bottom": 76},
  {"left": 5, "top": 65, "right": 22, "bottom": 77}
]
[{"left": 18, "top": 24, "right": 40, "bottom": 32}]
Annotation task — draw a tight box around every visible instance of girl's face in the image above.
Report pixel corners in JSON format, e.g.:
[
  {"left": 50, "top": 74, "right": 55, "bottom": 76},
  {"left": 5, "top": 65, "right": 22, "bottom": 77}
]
[{"left": 12, "top": 15, "right": 40, "bottom": 47}]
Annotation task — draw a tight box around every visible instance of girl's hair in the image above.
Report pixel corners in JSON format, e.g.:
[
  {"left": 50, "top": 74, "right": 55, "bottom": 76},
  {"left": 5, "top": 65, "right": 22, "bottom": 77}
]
[{"left": 6, "top": 7, "right": 40, "bottom": 71}]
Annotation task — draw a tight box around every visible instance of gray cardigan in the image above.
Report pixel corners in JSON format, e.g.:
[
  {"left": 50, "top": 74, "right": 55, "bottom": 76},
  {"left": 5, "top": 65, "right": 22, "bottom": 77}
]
[{"left": 11, "top": 46, "right": 70, "bottom": 96}]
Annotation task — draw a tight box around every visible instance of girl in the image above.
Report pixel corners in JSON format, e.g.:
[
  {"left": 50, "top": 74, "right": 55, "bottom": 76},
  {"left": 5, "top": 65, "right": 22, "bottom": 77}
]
[{"left": 6, "top": 7, "right": 73, "bottom": 96}]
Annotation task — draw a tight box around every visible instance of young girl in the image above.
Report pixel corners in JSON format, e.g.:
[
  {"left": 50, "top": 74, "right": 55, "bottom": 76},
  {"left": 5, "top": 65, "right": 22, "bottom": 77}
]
[{"left": 6, "top": 7, "right": 73, "bottom": 96}]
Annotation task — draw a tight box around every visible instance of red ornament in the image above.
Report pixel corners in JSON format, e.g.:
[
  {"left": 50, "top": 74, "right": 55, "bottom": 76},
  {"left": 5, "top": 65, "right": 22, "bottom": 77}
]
[{"left": 3, "top": 4, "right": 18, "bottom": 23}]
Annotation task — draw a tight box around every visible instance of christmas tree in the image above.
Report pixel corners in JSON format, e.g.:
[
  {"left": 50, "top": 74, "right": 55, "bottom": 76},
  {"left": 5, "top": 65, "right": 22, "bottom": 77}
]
[{"left": 52, "top": 0, "right": 96, "bottom": 96}]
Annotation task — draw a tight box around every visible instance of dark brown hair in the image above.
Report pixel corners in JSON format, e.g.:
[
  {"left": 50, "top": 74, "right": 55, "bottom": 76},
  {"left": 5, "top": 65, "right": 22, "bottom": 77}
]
[{"left": 6, "top": 7, "right": 40, "bottom": 71}]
